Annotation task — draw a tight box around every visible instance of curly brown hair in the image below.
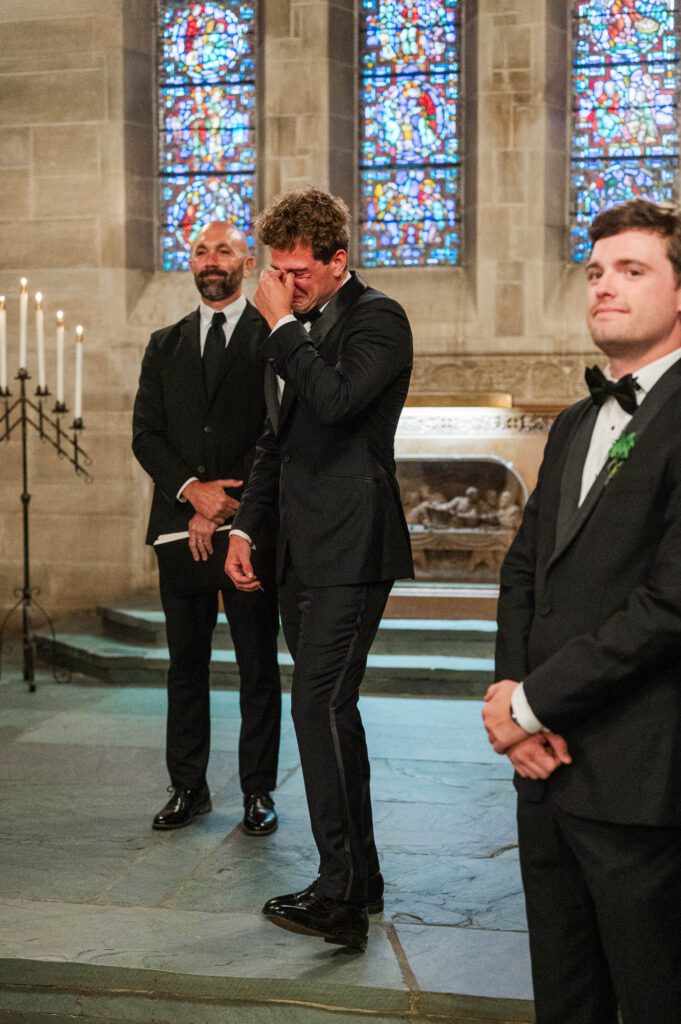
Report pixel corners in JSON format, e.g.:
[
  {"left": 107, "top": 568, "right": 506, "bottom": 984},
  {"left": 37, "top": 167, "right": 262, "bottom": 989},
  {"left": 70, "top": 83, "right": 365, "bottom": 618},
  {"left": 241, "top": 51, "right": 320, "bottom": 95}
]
[
  {"left": 590, "top": 199, "right": 681, "bottom": 283},
  {"left": 255, "top": 187, "right": 350, "bottom": 262}
]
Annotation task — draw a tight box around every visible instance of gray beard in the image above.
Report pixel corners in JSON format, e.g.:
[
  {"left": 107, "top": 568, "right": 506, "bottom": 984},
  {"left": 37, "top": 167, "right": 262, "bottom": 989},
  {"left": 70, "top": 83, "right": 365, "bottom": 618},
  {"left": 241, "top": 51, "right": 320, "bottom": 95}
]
[{"left": 195, "top": 270, "right": 242, "bottom": 302}]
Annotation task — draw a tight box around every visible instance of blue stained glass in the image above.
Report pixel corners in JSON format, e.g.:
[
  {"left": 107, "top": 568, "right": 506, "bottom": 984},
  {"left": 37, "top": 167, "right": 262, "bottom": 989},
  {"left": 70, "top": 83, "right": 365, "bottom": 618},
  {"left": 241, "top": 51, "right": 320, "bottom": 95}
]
[
  {"left": 361, "top": 168, "right": 460, "bottom": 266},
  {"left": 571, "top": 1, "right": 680, "bottom": 262},
  {"left": 159, "top": 1, "right": 255, "bottom": 84},
  {"left": 160, "top": 84, "right": 256, "bottom": 174},
  {"left": 359, "top": 0, "right": 462, "bottom": 267},
  {"left": 361, "top": 73, "right": 459, "bottom": 166},
  {"left": 158, "top": 2, "right": 257, "bottom": 271},
  {"left": 361, "top": 0, "right": 459, "bottom": 74},
  {"left": 161, "top": 175, "right": 255, "bottom": 272}
]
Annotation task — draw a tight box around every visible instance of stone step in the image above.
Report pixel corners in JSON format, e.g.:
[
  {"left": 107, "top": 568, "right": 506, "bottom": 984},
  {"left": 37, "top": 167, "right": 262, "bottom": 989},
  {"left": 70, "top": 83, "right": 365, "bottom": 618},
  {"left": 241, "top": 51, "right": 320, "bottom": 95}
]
[
  {"left": 36, "top": 629, "right": 495, "bottom": 698},
  {"left": 99, "top": 604, "right": 497, "bottom": 657}
]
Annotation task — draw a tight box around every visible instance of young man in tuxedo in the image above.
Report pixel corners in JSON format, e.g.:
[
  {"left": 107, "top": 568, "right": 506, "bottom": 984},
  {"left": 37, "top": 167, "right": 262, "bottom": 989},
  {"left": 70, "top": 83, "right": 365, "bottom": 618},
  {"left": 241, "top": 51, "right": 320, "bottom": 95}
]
[
  {"left": 483, "top": 199, "right": 681, "bottom": 1024},
  {"left": 133, "top": 223, "right": 281, "bottom": 837},
  {"left": 226, "top": 187, "right": 414, "bottom": 951}
]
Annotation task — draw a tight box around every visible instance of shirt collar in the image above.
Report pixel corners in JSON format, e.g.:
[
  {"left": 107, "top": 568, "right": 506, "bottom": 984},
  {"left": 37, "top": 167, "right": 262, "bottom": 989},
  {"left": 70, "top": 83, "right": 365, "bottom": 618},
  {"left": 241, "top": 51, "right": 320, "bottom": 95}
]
[
  {"left": 199, "top": 293, "right": 247, "bottom": 329},
  {"left": 607, "top": 346, "right": 681, "bottom": 399}
]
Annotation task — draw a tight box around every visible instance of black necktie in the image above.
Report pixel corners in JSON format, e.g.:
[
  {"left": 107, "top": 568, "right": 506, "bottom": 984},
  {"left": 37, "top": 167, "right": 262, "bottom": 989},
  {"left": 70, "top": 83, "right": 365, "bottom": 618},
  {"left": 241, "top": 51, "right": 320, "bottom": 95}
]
[
  {"left": 585, "top": 365, "right": 639, "bottom": 415},
  {"left": 293, "top": 308, "right": 322, "bottom": 326},
  {"left": 202, "top": 311, "right": 226, "bottom": 392}
]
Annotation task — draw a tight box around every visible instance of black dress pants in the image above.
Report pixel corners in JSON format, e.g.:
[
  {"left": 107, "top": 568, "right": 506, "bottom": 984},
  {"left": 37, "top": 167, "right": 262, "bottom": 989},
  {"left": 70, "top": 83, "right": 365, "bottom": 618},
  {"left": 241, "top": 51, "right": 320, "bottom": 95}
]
[
  {"left": 159, "top": 550, "right": 281, "bottom": 795},
  {"left": 278, "top": 559, "right": 392, "bottom": 903},
  {"left": 517, "top": 793, "right": 681, "bottom": 1024}
]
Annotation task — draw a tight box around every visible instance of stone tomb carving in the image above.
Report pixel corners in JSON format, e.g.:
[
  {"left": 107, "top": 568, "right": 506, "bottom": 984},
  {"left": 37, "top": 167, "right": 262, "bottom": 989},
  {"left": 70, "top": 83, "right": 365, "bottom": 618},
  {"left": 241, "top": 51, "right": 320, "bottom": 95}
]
[{"left": 397, "top": 456, "right": 528, "bottom": 583}]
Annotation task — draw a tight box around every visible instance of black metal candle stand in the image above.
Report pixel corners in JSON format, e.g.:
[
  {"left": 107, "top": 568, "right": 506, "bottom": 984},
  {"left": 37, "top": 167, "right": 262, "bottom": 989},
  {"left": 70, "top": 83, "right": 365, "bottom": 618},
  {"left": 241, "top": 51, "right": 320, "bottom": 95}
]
[{"left": 0, "top": 369, "right": 92, "bottom": 691}]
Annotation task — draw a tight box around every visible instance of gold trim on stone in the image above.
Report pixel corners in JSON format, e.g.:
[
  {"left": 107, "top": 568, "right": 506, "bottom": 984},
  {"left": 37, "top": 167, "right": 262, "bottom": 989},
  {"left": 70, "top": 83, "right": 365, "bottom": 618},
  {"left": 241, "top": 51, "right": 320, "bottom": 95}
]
[{"left": 406, "top": 392, "right": 513, "bottom": 408}]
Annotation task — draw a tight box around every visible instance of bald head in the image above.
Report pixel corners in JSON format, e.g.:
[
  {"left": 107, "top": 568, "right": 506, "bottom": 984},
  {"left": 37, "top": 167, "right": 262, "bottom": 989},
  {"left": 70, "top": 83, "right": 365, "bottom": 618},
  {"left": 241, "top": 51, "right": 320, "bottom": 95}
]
[
  {"left": 189, "top": 221, "right": 255, "bottom": 308},
  {"left": 191, "top": 221, "right": 249, "bottom": 259}
]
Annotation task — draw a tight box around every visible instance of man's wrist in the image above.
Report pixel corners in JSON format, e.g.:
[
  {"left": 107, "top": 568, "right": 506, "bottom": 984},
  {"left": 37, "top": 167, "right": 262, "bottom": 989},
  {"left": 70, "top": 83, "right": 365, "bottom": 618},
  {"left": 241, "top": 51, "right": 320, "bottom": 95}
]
[
  {"left": 510, "top": 683, "right": 546, "bottom": 734},
  {"left": 231, "top": 528, "right": 254, "bottom": 549},
  {"left": 177, "top": 477, "right": 198, "bottom": 502},
  {"left": 271, "top": 313, "right": 296, "bottom": 335}
]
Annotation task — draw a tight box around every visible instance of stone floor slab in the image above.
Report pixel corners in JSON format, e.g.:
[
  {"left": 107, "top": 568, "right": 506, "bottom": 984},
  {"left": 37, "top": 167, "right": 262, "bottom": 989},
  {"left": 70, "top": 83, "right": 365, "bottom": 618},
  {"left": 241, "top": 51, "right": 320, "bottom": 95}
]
[
  {"left": 0, "top": 666, "right": 534, "bottom": 1021},
  {"left": 0, "top": 899, "right": 407, "bottom": 993},
  {"left": 396, "top": 922, "right": 533, "bottom": 1003}
]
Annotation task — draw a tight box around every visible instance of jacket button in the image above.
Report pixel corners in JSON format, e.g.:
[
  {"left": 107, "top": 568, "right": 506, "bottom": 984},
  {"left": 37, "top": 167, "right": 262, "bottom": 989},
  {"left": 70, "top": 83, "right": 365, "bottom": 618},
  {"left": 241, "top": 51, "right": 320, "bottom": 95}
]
[
  {"left": 197, "top": 465, "right": 206, "bottom": 474},
  {"left": 282, "top": 454, "right": 291, "bottom": 464},
  {"left": 538, "top": 602, "right": 552, "bottom": 616},
  {"left": 203, "top": 425, "right": 212, "bottom": 434}
]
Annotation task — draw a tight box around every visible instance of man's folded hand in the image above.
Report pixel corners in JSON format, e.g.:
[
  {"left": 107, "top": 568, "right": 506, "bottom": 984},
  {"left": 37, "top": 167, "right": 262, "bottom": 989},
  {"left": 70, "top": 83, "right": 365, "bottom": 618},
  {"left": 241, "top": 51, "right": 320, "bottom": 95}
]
[
  {"left": 183, "top": 478, "right": 242, "bottom": 522},
  {"left": 507, "top": 733, "right": 572, "bottom": 780}
]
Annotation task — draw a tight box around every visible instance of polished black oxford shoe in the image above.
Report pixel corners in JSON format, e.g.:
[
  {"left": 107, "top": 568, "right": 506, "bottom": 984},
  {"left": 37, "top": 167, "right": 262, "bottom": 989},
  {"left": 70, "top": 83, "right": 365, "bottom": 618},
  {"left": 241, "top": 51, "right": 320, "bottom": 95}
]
[
  {"left": 264, "top": 890, "right": 369, "bottom": 950},
  {"left": 152, "top": 784, "right": 212, "bottom": 830},
  {"left": 262, "top": 870, "right": 384, "bottom": 916},
  {"left": 242, "top": 792, "right": 278, "bottom": 836}
]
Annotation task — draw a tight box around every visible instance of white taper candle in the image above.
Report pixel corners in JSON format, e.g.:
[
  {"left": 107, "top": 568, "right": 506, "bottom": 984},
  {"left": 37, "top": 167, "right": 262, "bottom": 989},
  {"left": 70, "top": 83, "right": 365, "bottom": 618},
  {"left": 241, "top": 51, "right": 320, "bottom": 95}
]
[
  {"left": 56, "top": 311, "right": 65, "bottom": 405},
  {"left": 35, "top": 293, "right": 46, "bottom": 391},
  {"left": 0, "top": 297, "right": 6, "bottom": 391},
  {"left": 19, "top": 278, "right": 28, "bottom": 370},
  {"left": 74, "top": 325, "right": 84, "bottom": 422}
]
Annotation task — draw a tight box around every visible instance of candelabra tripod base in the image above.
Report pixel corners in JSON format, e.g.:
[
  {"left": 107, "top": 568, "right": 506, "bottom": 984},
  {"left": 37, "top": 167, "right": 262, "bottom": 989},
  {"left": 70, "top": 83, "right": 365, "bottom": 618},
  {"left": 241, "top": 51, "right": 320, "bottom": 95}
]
[
  {"left": 0, "top": 588, "right": 70, "bottom": 690},
  {"left": 1, "top": 368, "right": 90, "bottom": 690}
]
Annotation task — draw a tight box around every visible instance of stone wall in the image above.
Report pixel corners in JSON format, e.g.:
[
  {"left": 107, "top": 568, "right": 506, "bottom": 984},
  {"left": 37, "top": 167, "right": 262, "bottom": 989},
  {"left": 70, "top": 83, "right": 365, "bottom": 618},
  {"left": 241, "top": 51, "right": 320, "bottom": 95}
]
[
  {"left": 0, "top": 0, "right": 156, "bottom": 611},
  {"left": 0, "top": 0, "right": 598, "bottom": 615}
]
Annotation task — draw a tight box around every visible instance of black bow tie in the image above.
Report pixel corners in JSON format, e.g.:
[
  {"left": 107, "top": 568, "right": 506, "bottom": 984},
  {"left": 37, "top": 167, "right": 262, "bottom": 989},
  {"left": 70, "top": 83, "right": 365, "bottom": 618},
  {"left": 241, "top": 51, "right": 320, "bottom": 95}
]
[
  {"left": 585, "top": 365, "right": 639, "bottom": 415},
  {"left": 293, "top": 308, "right": 322, "bottom": 325}
]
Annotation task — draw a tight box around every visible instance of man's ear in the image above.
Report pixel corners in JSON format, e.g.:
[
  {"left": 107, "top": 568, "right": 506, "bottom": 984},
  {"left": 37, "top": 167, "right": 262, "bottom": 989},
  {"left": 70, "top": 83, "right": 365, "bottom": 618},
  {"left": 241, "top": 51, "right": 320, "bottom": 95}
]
[
  {"left": 330, "top": 249, "right": 348, "bottom": 279},
  {"left": 242, "top": 255, "right": 257, "bottom": 278}
]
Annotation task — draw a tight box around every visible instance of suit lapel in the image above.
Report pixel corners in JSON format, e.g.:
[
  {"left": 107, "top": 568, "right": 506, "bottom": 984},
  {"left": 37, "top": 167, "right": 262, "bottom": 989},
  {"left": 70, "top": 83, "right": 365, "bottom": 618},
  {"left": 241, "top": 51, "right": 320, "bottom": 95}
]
[
  {"left": 549, "top": 360, "right": 681, "bottom": 569},
  {"left": 177, "top": 311, "right": 207, "bottom": 412},
  {"left": 264, "top": 363, "right": 280, "bottom": 432},
  {"left": 308, "top": 271, "right": 368, "bottom": 350},
  {"left": 277, "top": 378, "right": 295, "bottom": 432},
  {"left": 554, "top": 400, "right": 598, "bottom": 550},
  {"left": 275, "top": 273, "right": 368, "bottom": 433}
]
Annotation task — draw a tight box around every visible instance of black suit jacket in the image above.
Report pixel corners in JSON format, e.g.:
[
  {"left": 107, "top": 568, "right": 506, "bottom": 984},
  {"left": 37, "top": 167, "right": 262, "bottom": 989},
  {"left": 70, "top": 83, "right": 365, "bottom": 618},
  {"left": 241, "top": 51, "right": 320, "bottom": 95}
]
[
  {"left": 132, "top": 301, "right": 272, "bottom": 546},
  {"left": 496, "top": 359, "right": 681, "bottom": 825},
  {"left": 232, "top": 272, "right": 414, "bottom": 586}
]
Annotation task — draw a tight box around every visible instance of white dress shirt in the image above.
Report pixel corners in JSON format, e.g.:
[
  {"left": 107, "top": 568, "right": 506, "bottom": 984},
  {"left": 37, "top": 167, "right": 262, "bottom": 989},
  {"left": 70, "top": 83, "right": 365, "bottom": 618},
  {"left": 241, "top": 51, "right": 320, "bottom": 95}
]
[
  {"left": 511, "top": 345, "right": 681, "bottom": 734},
  {"left": 177, "top": 295, "right": 247, "bottom": 501},
  {"left": 198, "top": 293, "right": 246, "bottom": 355}
]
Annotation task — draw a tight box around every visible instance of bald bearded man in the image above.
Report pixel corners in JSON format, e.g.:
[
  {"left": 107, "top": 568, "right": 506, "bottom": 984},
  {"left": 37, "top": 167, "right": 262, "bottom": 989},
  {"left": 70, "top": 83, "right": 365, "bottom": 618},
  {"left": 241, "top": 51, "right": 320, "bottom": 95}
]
[{"left": 133, "top": 223, "right": 281, "bottom": 836}]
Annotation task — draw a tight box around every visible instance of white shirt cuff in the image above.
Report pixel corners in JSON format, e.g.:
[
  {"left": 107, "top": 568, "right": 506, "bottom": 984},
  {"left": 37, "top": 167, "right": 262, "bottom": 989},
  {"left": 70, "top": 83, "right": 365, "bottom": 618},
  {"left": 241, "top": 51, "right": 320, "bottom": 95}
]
[
  {"left": 271, "top": 313, "right": 296, "bottom": 334},
  {"left": 177, "top": 477, "right": 198, "bottom": 502},
  {"left": 230, "top": 528, "right": 254, "bottom": 547},
  {"left": 511, "top": 684, "right": 546, "bottom": 734}
]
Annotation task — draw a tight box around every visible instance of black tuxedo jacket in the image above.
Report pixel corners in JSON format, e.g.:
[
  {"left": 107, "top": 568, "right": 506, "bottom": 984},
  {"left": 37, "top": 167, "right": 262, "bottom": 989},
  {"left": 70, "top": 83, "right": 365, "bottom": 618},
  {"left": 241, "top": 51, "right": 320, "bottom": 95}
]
[
  {"left": 496, "top": 359, "right": 681, "bottom": 825},
  {"left": 232, "top": 272, "right": 414, "bottom": 586},
  {"left": 132, "top": 301, "right": 272, "bottom": 546}
]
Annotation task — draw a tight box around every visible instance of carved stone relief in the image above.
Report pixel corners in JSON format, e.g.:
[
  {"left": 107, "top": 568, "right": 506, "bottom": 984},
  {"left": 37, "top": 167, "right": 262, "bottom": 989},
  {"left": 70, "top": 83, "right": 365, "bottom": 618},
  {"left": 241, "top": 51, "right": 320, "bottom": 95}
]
[
  {"left": 397, "top": 408, "right": 555, "bottom": 438},
  {"left": 398, "top": 456, "right": 528, "bottom": 584},
  {"left": 411, "top": 354, "right": 595, "bottom": 404}
]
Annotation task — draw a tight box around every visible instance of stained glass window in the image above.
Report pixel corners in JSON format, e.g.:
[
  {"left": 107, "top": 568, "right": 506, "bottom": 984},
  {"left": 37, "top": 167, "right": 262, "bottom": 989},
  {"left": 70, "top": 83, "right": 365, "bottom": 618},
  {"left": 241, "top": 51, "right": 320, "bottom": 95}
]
[
  {"left": 158, "top": 2, "right": 257, "bottom": 271},
  {"left": 571, "top": 1, "right": 679, "bottom": 262},
  {"left": 359, "top": 0, "right": 462, "bottom": 267}
]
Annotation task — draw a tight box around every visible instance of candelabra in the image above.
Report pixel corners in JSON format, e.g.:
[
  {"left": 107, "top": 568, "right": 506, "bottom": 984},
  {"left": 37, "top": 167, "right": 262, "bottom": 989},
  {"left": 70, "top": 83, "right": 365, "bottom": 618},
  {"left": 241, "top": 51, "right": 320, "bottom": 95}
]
[{"left": 0, "top": 370, "right": 92, "bottom": 691}]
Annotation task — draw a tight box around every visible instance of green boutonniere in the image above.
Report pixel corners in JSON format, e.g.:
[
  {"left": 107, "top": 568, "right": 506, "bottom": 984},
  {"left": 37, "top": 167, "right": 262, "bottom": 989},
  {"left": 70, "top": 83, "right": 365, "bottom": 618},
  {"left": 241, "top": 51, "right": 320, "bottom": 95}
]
[{"left": 605, "top": 430, "right": 636, "bottom": 483}]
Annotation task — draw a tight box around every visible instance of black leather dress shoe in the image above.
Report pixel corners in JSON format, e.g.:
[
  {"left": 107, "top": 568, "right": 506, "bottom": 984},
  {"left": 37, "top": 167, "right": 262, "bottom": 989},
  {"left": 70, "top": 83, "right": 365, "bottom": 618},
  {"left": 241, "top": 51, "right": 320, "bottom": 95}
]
[
  {"left": 242, "top": 792, "right": 278, "bottom": 836},
  {"left": 262, "top": 871, "right": 384, "bottom": 916},
  {"left": 152, "top": 784, "right": 212, "bottom": 830},
  {"left": 264, "top": 890, "right": 368, "bottom": 950}
]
